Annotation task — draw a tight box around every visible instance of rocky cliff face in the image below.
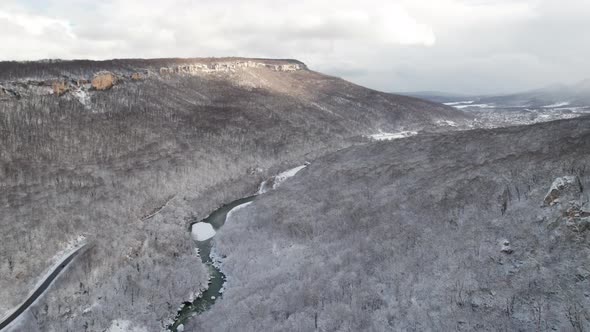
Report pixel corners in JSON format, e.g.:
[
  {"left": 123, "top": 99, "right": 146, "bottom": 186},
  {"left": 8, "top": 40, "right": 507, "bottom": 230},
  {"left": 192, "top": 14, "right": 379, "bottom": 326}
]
[
  {"left": 130, "top": 72, "right": 143, "bottom": 81},
  {"left": 0, "top": 57, "right": 467, "bottom": 131},
  {"left": 159, "top": 60, "right": 304, "bottom": 75},
  {"left": 91, "top": 72, "right": 118, "bottom": 91},
  {"left": 51, "top": 81, "right": 69, "bottom": 96},
  {"left": 0, "top": 59, "right": 306, "bottom": 105}
]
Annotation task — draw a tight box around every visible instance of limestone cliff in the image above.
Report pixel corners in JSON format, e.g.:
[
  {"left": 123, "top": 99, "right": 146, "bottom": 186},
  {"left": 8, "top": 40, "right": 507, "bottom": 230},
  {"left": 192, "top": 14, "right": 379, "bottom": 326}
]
[
  {"left": 0, "top": 58, "right": 306, "bottom": 102},
  {"left": 91, "top": 72, "right": 118, "bottom": 91}
]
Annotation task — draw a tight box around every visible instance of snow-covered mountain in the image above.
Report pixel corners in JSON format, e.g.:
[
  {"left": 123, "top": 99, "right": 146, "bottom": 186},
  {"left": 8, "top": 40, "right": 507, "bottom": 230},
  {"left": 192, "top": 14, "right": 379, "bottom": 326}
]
[
  {"left": 401, "top": 80, "right": 590, "bottom": 128},
  {"left": 0, "top": 57, "right": 468, "bottom": 331},
  {"left": 404, "top": 79, "right": 590, "bottom": 109}
]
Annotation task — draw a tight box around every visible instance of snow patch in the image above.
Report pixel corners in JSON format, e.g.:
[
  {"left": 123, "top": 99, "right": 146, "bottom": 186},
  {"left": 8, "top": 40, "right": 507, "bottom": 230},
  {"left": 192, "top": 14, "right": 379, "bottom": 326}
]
[
  {"left": 548, "top": 176, "right": 577, "bottom": 192},
  {"left": 543, "top": 101, "right": 570, "bottom": 108},
  {"left": 257, "top": 180, "right": 270, "bottom": 194},
  {"left": 258, "top": 163, "right": 309, "bottom": 194},
  {"left": 273, "top": 165, "right": 307, "bottom": 188},
  {"left": 191, "top": 223, "right": 216, "bottom": 241},
  {"left": 226, "top": 202, "right": 252, "bottom": 222},
  {"left": 454, "top": 103, "right": 495, "bottom": 109},
  {"left": 436, "top": 120, "right": 458, "bottom": 127},
  {"left": 369, "top": 130, "right": 418, "bottom": 141},
  {"left": 72, "top": 88, "right": 91, "bottom": 110},
  {"left": 444, "top": 100, "right": 474, "bottom": 106}
]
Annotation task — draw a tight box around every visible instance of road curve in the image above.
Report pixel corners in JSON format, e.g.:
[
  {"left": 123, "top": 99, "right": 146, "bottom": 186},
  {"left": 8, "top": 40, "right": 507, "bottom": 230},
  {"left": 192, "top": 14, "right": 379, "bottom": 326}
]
[{"left": 0, "top": 243, "right": 87, "bottom": 331}]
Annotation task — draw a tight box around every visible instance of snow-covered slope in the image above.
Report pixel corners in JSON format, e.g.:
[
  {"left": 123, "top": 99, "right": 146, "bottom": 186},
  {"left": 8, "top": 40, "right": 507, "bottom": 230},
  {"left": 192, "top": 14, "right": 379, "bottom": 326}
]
[
  {"left": 189, "top": 116, "right": 590, "bottom": 331},
  {"left": 0, "top": 57, "right": 467, "bottom": 331}
]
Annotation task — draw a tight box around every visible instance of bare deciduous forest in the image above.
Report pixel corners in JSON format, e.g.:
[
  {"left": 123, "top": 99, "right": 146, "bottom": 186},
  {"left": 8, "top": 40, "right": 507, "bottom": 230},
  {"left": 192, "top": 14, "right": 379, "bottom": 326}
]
[
  {"left": 0, "top": 58, "right": 468, "bottom": 331},
  {"left": 190, "top": 117, "right": 590, "bottom": 331}
]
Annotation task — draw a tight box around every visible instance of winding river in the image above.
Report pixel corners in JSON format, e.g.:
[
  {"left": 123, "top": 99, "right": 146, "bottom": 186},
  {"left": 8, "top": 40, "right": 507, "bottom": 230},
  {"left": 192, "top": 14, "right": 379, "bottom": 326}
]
[
  {"left": 169, "top": 164, "right": 308, "bottom": 331},
  {"left": 168, "top": 196, "right": 256, "bottom": 331}
]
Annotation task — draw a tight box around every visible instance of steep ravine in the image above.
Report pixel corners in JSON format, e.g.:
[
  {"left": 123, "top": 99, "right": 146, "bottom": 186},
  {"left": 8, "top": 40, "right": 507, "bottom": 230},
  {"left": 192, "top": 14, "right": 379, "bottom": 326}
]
[
  {"left": 169, "top": 165, "right": 308, "bottom": 331},
  {"left": 168, "top": 196, "right": 255, "bottom": 332}
]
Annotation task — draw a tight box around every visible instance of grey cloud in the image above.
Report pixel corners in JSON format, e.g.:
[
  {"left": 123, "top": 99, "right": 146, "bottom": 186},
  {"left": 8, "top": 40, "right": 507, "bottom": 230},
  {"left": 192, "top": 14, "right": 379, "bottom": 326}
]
[{"left": 0, "top": 0, "right": 589, "bottom": 94}]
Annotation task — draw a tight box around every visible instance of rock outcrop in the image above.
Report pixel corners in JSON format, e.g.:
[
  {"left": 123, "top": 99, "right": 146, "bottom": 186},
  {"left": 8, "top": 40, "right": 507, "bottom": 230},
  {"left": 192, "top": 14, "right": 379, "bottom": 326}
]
[
  {"left": 91, "top": 72, "right": 118, "bottom": 91},
  {"left": 544, "top": 176, "right": 589, "bottom": 232},
  {"left": 159, "top": 60, "right": 304, "bottom": 76},
  {"left": 0, "top": 59, "right": 307, "bottom": 103},
  {"left": 51, "top": 81, "right": 69, "bottom": 96},
  {"left": 500, "top": 240, "right": 513, "bottom": 254},
  {"left": 563, "top": 201, "right": 590, "bottom": 232},
  {"left": 543, "top": 176, "right": 581, "bottom": 206}
]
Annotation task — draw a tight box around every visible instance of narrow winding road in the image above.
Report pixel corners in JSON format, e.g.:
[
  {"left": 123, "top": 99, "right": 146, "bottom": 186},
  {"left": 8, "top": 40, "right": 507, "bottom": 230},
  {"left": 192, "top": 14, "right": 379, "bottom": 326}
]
[{"left": 0, "top": 243, "right": 87, "bottom": 331}]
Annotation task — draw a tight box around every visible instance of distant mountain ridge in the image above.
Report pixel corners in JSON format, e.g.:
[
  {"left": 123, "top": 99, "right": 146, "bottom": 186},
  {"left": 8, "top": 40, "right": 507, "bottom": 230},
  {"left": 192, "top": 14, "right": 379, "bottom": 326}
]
[
  {"left": 401, "top": 79, "right": 590, "bottom": 109},
  {"left": 0, "top": 57, "right": 467, "bottom": 131}
]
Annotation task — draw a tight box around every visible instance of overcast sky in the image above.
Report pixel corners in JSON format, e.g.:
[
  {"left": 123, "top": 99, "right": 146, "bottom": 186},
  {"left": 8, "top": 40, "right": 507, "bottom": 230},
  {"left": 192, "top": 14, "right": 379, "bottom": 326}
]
[{"left": 0, "top": 0, "right": 589, "bottom": 94}]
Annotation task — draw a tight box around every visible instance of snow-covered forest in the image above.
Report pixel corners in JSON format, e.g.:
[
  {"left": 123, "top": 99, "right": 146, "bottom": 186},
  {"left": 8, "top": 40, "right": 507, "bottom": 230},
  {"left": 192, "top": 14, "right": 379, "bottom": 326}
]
[
  {"left": 0, "top": 58, "right": 467, "bottom": 331},
  {"left": 190, "top": 117, "right": 590, "bottom": 331}
]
